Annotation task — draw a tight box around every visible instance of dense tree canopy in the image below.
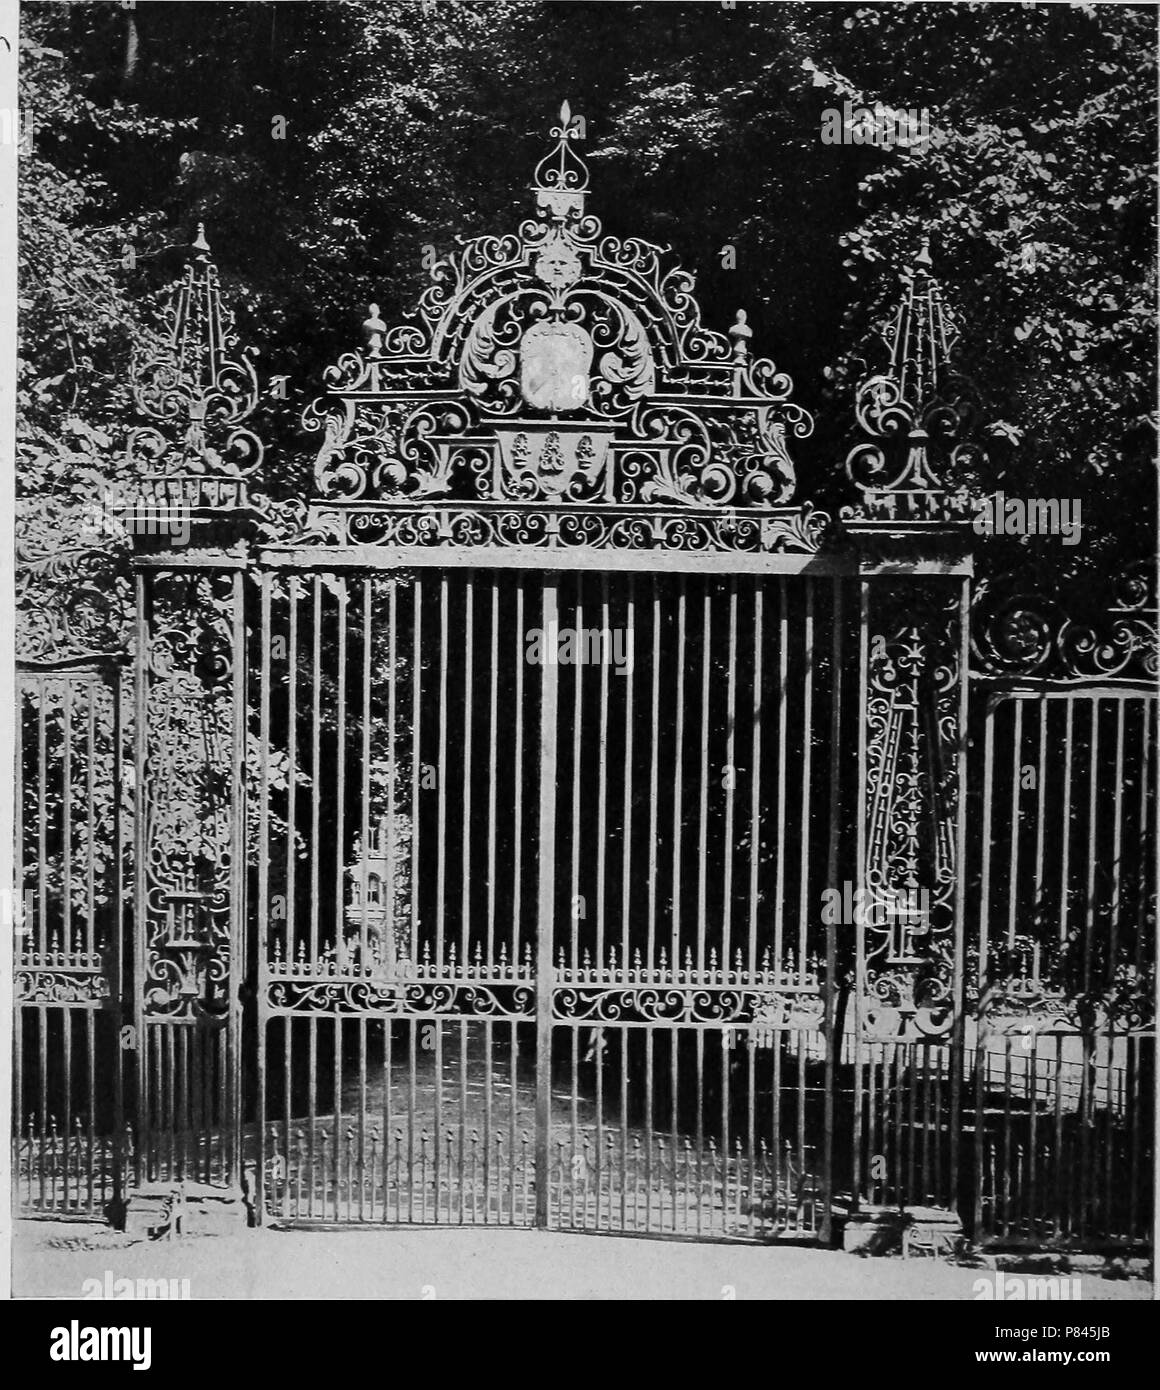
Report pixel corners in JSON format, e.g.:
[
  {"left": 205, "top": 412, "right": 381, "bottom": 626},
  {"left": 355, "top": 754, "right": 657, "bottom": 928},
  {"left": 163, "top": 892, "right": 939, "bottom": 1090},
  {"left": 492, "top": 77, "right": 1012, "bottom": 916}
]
[{"left": 17, "top": 0, "right": 1158, "bottom": 609}]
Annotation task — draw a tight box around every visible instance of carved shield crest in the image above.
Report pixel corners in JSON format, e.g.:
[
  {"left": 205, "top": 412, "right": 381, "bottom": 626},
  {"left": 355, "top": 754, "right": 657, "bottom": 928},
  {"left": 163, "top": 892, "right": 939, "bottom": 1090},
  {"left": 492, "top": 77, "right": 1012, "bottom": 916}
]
[{"left": 520, "top": 320, "right": 592, "bottom": 411}]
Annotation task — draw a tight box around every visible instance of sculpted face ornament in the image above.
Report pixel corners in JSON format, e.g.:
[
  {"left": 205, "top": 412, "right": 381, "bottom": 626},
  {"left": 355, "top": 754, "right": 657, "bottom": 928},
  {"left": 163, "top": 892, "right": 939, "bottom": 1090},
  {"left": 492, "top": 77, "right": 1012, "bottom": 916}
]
[{"left": 534, "top": 237, "right": 582, "bottom": 291}]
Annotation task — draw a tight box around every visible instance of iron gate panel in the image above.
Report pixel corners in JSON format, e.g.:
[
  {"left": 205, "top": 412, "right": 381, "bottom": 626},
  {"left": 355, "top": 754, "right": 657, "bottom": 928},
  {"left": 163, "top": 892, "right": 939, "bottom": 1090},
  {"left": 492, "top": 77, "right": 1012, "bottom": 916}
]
[
  {"left": 132, "top": 567, "right": 246, "bottom": 1190},
  {"left": 968, "top": 685, "right": 1156, "bottom": 1247},
  {"left": 255, "top": 569, "right": 541, "bottom": 1224},
  {"left": 544, "top": 573, "right": 847, "bottom": 1239},
  {"left": 15, "top": 661, "right": 128, "bottom": 1219}
]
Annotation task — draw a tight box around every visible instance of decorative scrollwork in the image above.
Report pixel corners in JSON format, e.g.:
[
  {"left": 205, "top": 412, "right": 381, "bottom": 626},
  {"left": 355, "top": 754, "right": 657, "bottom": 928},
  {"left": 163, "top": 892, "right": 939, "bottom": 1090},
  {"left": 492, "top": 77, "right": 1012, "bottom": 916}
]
[
  {"left": 125, "top": 226, "right": 265, "bottom": 534},
  {"left": 302, "top": 104, "right": 812, "bottom": 529},
  {"left": 266, "top": 977, "right": 535, "bottom": 1019},
  {"left": 552, "top": 986, "right": 823, "bottom": 1028},
  {"left": 971, "top": 562, "right": 1157, "bottom": 681},
  {"left": 267, "top": 501, "right": 832, "bottom": 555},
  {"left": 139, "top": 571, "right": 238, "bottom": 1020},
  {"left": 861, "top": 584, "right": 962, "bottom": 1038},
  {"left": 842, "top": 241, "right": 984, "bottom": 525},
  {"left": 16, "top": 964, "right": 110, "bottom": 1006}
]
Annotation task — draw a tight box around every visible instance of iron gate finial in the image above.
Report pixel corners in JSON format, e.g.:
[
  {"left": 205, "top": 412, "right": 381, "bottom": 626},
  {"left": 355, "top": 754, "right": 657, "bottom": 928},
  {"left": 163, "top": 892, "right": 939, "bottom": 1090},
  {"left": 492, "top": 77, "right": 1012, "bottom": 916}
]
[{"left": 843, "top": 236, "right": 986, "bottom": 524}]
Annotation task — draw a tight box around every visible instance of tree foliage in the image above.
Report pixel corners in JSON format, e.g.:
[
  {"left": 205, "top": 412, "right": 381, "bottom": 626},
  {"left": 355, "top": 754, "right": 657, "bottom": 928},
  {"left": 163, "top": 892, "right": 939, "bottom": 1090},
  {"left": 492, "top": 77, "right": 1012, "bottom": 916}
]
[{"left": 17, "top": 0, "right": 1157, "bottom": 610}]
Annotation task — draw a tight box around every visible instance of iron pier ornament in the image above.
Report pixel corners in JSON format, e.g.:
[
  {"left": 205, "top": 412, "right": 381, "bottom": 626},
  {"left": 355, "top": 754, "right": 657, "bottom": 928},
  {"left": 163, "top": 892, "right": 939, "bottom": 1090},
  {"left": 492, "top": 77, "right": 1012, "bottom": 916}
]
[
  {"left": 842, "top": 237, "right": 985, "bottom": 532},
  {"left": 126, "top": 223, "right": 267, "bottom": 535}
]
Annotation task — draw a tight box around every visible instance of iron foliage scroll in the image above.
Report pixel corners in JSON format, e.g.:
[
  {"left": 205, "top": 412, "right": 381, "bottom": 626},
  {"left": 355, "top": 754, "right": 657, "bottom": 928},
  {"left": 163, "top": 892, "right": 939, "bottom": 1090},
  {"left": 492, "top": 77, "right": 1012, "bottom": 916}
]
[
  {"left": 860, "top": 584, "right": 963, "bottom": 1040},
  {"left": 137, "top": 571, "right": 239, "bottom": 1021},
  {"left": 282, "top": 105, "right": 822, "bottom": 554},
  {"left": 971, "top": 560, "right": 1157, "bottom": 683}
]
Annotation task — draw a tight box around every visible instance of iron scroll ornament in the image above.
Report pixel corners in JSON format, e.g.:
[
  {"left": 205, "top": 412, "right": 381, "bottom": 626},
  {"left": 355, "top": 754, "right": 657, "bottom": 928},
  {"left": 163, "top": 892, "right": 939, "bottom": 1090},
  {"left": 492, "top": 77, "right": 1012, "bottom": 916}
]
[{"left": 294, "top": 104, "right": 818, "bottom": 543}]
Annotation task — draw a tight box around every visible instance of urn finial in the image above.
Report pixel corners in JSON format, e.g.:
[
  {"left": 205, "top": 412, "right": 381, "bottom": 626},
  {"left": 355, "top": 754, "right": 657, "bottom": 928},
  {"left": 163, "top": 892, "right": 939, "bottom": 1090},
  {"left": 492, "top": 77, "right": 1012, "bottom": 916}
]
[
  {"left": 729, "top": 309, "right": 753, "bottom": 364},
  {"left": 363, "top": 303, "right": 386, "bottom": 357}
]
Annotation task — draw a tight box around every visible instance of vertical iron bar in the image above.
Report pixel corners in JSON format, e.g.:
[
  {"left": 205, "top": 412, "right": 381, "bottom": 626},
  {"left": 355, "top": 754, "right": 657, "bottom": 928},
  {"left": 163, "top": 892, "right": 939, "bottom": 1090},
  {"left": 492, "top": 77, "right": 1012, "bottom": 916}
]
[
  {"left": 535, "top": 578, "right": 560, "bottom": 1228},
  {"left": 948, "top": 577, "right": 971, "bottom": 1203},
  {"left": 853, "top": 579, "right": 869, "bottom": 1210},
  {"left": 256, "top": 570, "right": 272, "bottom": 1224},
  {"left": 821, "top": 578, "right": 843, "bottom": 1245}
]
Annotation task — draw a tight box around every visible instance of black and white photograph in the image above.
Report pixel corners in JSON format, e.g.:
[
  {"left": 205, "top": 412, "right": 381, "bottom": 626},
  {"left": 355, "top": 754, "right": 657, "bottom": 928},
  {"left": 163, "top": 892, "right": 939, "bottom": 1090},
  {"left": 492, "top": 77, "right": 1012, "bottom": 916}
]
[{"left": 0, "top": 0, "right": 1156, "bottom": 1336}]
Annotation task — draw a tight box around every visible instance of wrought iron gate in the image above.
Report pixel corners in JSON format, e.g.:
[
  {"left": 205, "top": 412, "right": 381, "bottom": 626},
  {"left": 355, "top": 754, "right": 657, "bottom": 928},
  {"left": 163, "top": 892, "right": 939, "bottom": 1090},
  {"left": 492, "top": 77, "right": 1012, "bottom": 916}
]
[
  {"left": 252, "top": 569, "right": 857, "bottom": 1238},
  {"left": 17, "top": 104, "right": 1153, "bottom": 1253}
]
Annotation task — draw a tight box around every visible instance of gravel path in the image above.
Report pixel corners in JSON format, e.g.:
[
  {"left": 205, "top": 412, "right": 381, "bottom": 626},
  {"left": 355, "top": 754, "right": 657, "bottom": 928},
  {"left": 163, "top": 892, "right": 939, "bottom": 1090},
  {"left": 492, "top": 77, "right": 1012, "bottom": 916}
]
[{"left": 11, "top": 1221, "right": 1153, "bottom": 1301}]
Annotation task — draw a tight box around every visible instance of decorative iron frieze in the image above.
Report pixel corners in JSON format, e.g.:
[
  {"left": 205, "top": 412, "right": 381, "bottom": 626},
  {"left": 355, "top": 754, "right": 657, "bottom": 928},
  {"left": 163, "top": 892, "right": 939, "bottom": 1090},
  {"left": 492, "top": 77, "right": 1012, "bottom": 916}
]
[
  {"left": 265, "top": 978, "right": 535, "bottom": 1020},
  {"left": 16, "top": 952, "right": 110, "bottom": 1006},
  {"left": 266, "top": 501, "right": 829, "bottom": 555},
  {"left": 551, "top": 987, "right": 823, "bottom": 1028}
]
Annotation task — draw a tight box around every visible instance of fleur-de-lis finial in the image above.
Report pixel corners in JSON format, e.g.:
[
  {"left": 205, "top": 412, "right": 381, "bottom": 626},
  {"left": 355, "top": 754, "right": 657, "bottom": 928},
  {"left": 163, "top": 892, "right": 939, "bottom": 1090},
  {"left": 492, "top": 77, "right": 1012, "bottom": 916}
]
[{"left": 532, "top": 99, "right": 589, "bottom": 222}]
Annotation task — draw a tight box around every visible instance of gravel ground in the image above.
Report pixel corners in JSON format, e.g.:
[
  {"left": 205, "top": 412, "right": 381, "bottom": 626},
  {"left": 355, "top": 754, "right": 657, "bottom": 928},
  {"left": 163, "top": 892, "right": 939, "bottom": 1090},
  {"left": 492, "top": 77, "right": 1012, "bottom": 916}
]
[{"left": 11, "top": 1221, "right": 1154, "bottom": 1301}]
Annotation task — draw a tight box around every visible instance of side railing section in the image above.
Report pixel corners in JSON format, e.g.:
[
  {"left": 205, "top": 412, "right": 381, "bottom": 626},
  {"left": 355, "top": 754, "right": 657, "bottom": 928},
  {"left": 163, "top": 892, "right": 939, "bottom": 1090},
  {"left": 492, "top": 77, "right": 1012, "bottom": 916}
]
[
  {"left": 14, "top": 659, "right": 130, "bottom": 1219},
  {"left": 966, "top": 567, "right": 1156, "bottom": 1249}
]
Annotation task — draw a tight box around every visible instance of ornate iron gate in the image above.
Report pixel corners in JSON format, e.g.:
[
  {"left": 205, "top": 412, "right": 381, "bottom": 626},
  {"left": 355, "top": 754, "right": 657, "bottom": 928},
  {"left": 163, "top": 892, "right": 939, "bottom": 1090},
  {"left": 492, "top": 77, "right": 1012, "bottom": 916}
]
[
  {"left": 252, "top": 568, "right": 856, "bottom": 1237},
  {"left": 33, "top": 104, "right": 1156, "bottom": 1252},
  {"left": 123, "top": 106, "right": 977, "bottom": 1243}
]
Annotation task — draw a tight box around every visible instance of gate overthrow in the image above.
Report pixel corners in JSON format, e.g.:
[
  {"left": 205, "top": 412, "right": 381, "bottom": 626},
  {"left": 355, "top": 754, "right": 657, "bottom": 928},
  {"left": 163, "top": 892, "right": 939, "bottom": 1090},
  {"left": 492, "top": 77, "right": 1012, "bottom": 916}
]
[{"left": 14, "top": 106, "right": 1153, "bottom": 1248}]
